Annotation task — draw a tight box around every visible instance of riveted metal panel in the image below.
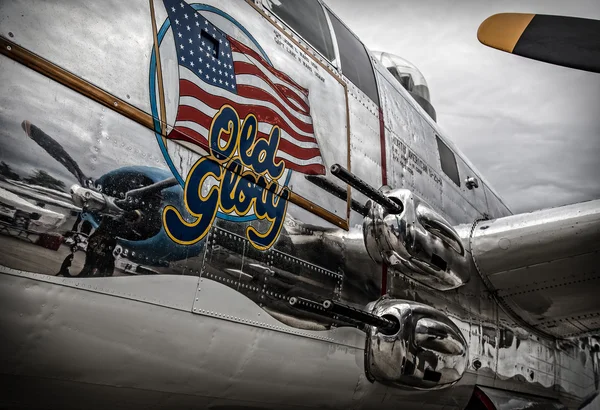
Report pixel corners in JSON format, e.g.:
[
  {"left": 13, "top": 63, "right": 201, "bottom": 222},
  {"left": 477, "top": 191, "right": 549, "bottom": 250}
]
[
  {"left": 373, "top": 60, "right": 502, "bottom": 225},
  {"left": 498, "top": 269, "right": 600, "bottom": 330},
  {"left": 195, "top": 221, "right": 347, "bottom": 331},
  {"left": 493, "top": 323, "right": 559, "bottom": 395},
  {"left": 454, "top": 156, "right": 489, "bottom": 218},
  {"left": 472, "top": 199, "right": 600, "bottom": 274},
  {"left": 346, "top": 79, "right": 383, "bottom": 227},
  {"left": 192, "top": 245, "right": 363, "bottom": 347},
  {"left": 555, "top": 344, "right": 597, "bottom": 400},
  {"left": 0, "top": 269, "right": 369, "bottom": 409},
  {"left": 375, "top": 70, "right": 444, "bottom": 216},
  {"left": 0, "top": 0, "right": 155, "bottom": 113},
  {"left": 373, "top": 63, "right": 438, "bottom": 166},
  {"left": 471, "top": 199, "right": 600, "bottom": 340},
  {"left": 483, "top": 182, "right": 512, "bottom": 218}
]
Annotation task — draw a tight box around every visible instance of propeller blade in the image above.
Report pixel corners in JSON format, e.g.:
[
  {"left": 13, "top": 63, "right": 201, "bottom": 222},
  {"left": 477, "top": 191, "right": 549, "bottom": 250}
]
[
  {"left": 478, "top": 13, "right": 600, "bottom": 73},
  {"left": 21, "top": 120, "right": 89, "bottom": 186}
]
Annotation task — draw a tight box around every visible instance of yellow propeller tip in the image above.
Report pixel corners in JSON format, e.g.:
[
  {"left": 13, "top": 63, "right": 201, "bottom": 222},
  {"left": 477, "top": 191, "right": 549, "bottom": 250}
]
[{"left": 477, "top": 13, "right": 535, "bottom": 53}]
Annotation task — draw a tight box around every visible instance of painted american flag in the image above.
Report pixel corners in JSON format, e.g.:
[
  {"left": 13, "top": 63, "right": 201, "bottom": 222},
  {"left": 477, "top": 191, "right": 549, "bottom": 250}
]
[{"left": 162, "top": 0, "right": 326, "bottom": 175}]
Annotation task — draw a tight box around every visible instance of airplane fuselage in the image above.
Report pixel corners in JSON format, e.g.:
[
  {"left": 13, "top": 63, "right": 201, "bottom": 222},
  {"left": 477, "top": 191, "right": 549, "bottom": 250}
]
[{"left": 0, "top": 1, "right": 597, "bottom": 409}]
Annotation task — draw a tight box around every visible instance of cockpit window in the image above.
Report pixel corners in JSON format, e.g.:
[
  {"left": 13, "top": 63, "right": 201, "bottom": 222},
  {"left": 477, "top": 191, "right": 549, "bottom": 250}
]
[
  {"left": 436, "top": 136, "right": 460, "bottom": 187},
  {"left": 326, "top": 9, "right": 380, "bottom": 105},
  {"left": 372, "top": 51, "right": 437, "bottom": 121},
  {"left": 263, "top": 0, "right": 335, "bottom": 61}
]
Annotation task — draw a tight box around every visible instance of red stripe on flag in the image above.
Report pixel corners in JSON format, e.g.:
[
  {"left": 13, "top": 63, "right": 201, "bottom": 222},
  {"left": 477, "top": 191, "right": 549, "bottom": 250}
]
[
  {"left": 179, "top": 79, "right": 317, "bottom": 142},
  {"left": 275, "top": 84, "right": 309, "bottom": 114},
  {"left": 170, "top": 124, "right": 325, "bottom": 175},
  {"left": 236, "top": 84, "right": 313, "bottom": 132},
  {"left": 234, "top": 61, "right": 310, "bottom": 114},
  {"left": 174, "top": 106, "right": 323, "bottom": 161},
  {"left": 229, "top": 38, "right": 308, "bottom": 96}
]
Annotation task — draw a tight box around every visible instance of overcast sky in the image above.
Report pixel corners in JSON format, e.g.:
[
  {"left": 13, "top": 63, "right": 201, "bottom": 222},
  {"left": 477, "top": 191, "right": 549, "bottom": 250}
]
[{"left": 326, "top": 0, "right": 600, "bottom": 213}]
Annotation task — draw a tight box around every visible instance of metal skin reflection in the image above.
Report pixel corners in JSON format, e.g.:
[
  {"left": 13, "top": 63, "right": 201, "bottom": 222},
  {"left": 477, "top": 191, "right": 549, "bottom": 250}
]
[
  {"left": 363, "top": 188, "right": 470, "bottom": 291},
  {"left": 18, "top": 120, "right": 200, "bottom": 277},
  {"left": 366, "top": 298, "right": 469, "bottom": 390},
  {"left": 0, "top": 1, "right": 598, "bottom": 410}
]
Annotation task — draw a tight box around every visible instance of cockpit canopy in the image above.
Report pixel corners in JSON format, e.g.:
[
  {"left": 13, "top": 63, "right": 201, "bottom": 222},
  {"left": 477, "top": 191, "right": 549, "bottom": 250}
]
[{"left": 372, "top": 51, "right": 437, "bottom": 122}]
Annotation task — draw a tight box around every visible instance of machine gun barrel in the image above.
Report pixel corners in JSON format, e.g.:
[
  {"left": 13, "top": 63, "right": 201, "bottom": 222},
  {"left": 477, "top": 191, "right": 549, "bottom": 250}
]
[
  {"left": 323, "top": 300, "right": 399, "bottom": 333},
  {"left": 330, "top": 164, "right": 403, "bottom": 214},
  {"left": 289, "top": 296, "right": 399, "bottom": 333}
]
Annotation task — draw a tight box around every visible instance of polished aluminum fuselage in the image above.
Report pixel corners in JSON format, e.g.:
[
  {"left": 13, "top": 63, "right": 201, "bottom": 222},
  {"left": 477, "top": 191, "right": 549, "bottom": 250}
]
[{"left": 0, "top": 1, "right": 597, "bottom": 409}]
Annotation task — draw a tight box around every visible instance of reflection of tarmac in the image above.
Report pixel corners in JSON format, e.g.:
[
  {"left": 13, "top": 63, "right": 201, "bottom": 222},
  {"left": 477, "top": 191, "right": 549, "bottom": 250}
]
[
  {"left": 0, "top": 232, "right": 84, "bottom": 275},
  {"left": 0, "top": 233, "right": 160, "bottom": 276},
  {"left": 0, "top": 232, "right": 200, "bottom": 277}
]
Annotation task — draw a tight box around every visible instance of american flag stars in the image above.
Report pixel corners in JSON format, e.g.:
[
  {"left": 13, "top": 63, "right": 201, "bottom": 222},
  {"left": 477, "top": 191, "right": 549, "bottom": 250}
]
[{"left": 168, "top": 0, "right": 237, "bottom": 92}]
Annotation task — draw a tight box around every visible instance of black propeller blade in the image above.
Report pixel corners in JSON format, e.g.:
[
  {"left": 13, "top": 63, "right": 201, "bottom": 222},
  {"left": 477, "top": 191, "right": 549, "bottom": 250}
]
[
  {"left": 21, "top": 120, "right": 178, "bottom": 205},
  {"left": 478, "top": 13, "right": 600, "bottom": 73},
  {"left": 21, "top": 120, "right": 89, "bottom": 186}
]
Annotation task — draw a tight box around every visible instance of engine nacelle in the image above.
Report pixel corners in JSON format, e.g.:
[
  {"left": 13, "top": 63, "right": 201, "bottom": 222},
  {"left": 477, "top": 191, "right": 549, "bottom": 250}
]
[
  {"left": 363, "top": 188, "right": 470, "bottom": 290},
  {"left": 365, "top": 298, "right": 468, "bottom": 390}
]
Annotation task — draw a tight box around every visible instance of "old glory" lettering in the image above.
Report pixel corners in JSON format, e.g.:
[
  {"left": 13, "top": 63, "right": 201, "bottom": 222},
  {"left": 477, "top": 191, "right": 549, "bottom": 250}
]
[{"left": 163, "top": 105, "right": 290, "bottom": 250}]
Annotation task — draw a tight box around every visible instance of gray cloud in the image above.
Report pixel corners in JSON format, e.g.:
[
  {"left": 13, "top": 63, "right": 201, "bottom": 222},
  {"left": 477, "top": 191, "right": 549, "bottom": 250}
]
[{"left": 326, "top": 0, "right": 600, "bottom": 213}]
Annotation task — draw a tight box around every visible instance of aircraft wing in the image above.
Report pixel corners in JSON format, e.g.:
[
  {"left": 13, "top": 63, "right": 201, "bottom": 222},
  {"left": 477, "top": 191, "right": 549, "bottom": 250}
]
[
  {"left": 466, "top": 199, "right": 600, "bottom": 338},
  {"left": 475, "top": 12, "right": 600, "bottom": 339}
]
